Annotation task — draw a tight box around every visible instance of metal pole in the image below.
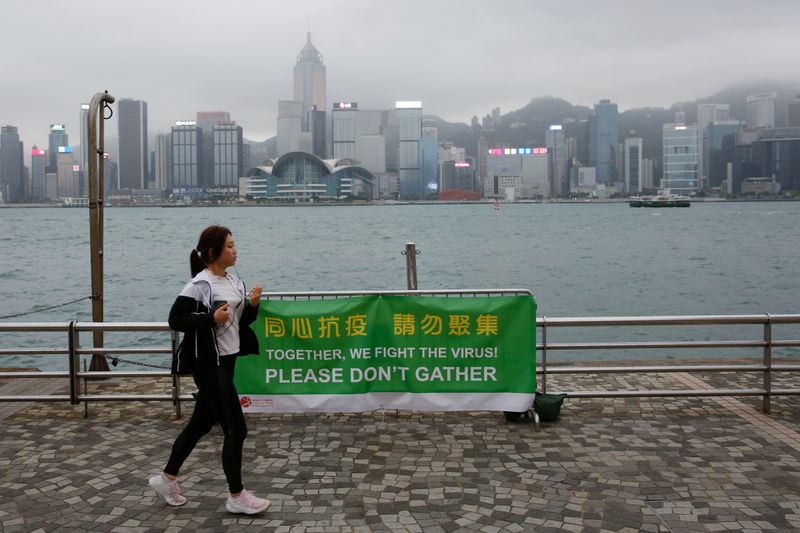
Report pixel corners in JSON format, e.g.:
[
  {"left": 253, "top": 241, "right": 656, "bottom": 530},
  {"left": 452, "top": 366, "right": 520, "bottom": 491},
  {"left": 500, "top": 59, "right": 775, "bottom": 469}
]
[
  {"left": 763, "top": 314, "right": 772, "bottom": 414},
  {"left": 87, "top": 91, "right": 115, "bottom": 371},
  {"left": 404, "top": 242, "right": 418, "bottom": 290},
  {"left": 171, "top": 330, "right": 182, "bottom": 419},
  {"left": 541, "top": 317, "right": 547, "bottom": 394},
  {"left": 68, "top": 321, "right": 79, "bottom": 404}
]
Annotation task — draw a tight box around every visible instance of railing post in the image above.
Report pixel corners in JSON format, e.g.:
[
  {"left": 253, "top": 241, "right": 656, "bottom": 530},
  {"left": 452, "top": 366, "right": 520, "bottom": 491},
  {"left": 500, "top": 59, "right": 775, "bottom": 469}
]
[
  {"left": 403, "top": 242, "right": 418, "bottom": 290},
  {"left": 171, "top": 330, "right": 182, "bottom": 419},
  {"left": 68, "top": 321, "right": 79, "bottom": 405},
  {"left": 763, "top": 313, "right": 772, "bottom": 414},
  {"left": 541, "top": 317, "right": 547, "bottom": 394}
]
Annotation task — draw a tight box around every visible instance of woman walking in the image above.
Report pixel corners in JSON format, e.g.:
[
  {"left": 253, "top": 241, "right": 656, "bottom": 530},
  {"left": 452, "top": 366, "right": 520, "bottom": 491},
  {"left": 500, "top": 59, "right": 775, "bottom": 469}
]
[{"left": 149, "top": 225, "right": 269, "bottom": 515}]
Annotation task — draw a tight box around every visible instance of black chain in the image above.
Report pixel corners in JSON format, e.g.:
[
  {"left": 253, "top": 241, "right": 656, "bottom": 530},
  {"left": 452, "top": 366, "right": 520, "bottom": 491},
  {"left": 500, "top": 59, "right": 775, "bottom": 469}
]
[
  {"left": 107, "top": 356, "right": 171, "bottom": 370},
  {"left": 0, "top": 296, "right": 95, "bottom": 320}
]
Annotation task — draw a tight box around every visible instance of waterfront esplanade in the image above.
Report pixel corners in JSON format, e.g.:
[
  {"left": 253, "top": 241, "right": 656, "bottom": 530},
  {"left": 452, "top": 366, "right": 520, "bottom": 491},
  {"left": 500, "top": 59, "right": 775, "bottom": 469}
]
[{"left": 240, "top": 151, "right": 376, "bottom": 201}]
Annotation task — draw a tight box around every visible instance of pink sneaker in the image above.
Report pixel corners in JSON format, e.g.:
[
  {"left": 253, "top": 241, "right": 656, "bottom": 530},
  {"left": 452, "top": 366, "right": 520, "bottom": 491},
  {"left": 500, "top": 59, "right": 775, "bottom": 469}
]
[
  {"left": 225, "top": 489, "right": 270, "bottom": 514},
  {"left": 148, "top": 472, "right": 187, "bottom": 506}
]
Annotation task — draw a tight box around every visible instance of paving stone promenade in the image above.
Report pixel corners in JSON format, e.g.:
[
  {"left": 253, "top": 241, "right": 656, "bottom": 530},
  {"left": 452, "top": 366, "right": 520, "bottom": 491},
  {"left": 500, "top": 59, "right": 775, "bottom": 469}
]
[{"left": 0, "top": 368, "right": 798, "bottom": 532}]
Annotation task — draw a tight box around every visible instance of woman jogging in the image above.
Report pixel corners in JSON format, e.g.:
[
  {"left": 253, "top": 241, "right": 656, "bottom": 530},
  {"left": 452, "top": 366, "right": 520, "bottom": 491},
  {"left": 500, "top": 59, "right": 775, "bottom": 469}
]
[{"left": 149, "top": 225, "right": 269, "bottom": 515}]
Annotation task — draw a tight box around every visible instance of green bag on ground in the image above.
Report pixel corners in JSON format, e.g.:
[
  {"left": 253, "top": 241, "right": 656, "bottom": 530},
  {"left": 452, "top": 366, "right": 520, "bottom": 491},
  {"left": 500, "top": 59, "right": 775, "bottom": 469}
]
[{"left": 533, "top": 392, "right": 567, "bottom": 422}]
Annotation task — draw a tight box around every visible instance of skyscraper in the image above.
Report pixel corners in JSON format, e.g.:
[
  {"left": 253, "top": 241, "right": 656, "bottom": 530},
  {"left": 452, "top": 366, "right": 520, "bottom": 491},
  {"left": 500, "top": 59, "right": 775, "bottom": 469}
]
[
  {"left": 1, "top": 126, "right": 24, "bottom": 201},
  {"left": 623, "top": 137, "right": 643, "bottom": 193},
  {"left": 30, "top": 147, "right": 47, "bottom": 200},
  {"left": 292, "top": 33, "right": 326, "bottom": 158},
  {"left": 212, "top": 123, "right": 243, "bottom": 186},
  {"left": 332, "top": 102, "right": 358, "bottom": 159},
  {"left": 787, "top": 95, "right": 800, "bottom": 127},
  {"left": 294, "top": 33, "right": 326, "bottom": 133},
  {"left": 47, "top": 124, "right": 68, "bottom": 173},
  {"left": 746, "top": 92, "right": 777, "bottom": 129},
  {"left": 546, "top": 125, "right": 568, "bottom": 196},
  {"left": 396, "top": 101, "right": 423, "bottom": 199},
  {"left": 154, "top": 133, "right": 172, "bottom": 191},
  {"left": 662, "top": 123, "right": 698, "bottom": 195},
  {"left": 80, "top": 103, "right": 90, "bottom": 172},
  {"left": 197, "top": 111, "right": 231, "bottom": 187},
  {"left": 171, "top": 121, "right": 202, "bottom": 188},
  {"left": 697, "top": 103, "right": 730, "bottom": 187},
  {"left": 588, "top": 100, "right": 618, "bottom": 185},
  {"left": 277, "top": 101, "right": 305, "bottom": 157},
  {"left": 117, "top": 98, "right": 149, "bottom": 190}
]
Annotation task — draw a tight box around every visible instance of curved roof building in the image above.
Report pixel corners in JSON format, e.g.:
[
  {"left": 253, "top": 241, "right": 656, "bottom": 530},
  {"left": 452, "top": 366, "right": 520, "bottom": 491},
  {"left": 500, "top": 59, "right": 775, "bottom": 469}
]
[{"left": 243, "top": 152, "right": 375, "bottom": 201}]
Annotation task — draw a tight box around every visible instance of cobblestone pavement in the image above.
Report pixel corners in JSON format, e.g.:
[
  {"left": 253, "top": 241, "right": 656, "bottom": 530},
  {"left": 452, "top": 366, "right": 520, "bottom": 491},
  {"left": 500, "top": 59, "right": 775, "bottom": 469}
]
[{"left": 0, "top": 369, "right": 798, "bottom": 532}]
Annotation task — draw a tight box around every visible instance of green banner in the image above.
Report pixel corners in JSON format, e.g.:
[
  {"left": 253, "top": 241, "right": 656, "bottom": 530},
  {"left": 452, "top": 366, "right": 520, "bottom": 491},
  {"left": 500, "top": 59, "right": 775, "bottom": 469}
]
[{"left": 234, "top": 294, "right": 536, "bottom": 412}]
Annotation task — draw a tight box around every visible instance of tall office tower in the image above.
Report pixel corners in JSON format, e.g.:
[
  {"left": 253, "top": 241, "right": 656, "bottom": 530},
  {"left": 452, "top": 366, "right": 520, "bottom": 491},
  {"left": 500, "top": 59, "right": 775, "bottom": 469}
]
[
  {"left": 588, "top": 99, "right": 618, "bottom": 185},
  {"left": 787, "top": 95, "right": 800, "bottom": 127},
  {"left": 30, "top": 146, "right": 47, "bottom": 200},
  {"left": 311, "top": 107, "right": 326, "bottom": 158},
  {"left": 103, "top": 153, "right": 118, "bottom": 193},
  {"left": 47, "top": 124, "right": 68, "bottom": 172},
  {"left": 242, "top": 144, "right": 251, "bottom": 173},
  {"left": 1, "top": 126, "right": 24, "bottom": 201},
  {"left": 277, "top": 100, "right": 304, "bottom": 157},
  {"left": 662, "top": 123, "right": 699, "bottom": 195},
  {"left": 80, "top": 103, "right": 90, "bottom": 171},
  {"left": 477, "top": 136, "right": 488, "bottom": 189},
  {"left": 78, "top": 103, "right": 90, "bottom": 196},
  {"left": 396, "top": 101, "right": 423, "bottom": 199},
  {"left": 623, "top": 137, "right": 643, "bottom": 193},
  {"left": 294, "top": 33, "right": 326, "bottom": 134},
  {"left": 697, "top": 103, "right": 730, "bottom": 187},
  {"left": 154, "top": 133, "right": 172, "bottom": 191},
  {"left": 707, "top": 120, "right": 743, "bottom": 189},
  {"left": 117, "top": 98, "right": 148, "bottom": 189},
  {"left": 212, "top": 123, "right": 243, "bottom": 186},
  {"left": 197, "top": 111, "right": 231, "bottom": 187},
  {"left": 332, "top": 102, "right": 358, "bottom": 159},
  {"left": 546, "top": 125, "right": 568, "bottom": 196},
  {"left": 171, "top": 121, "right": 202, "bottom": 188},
  {"left": 420, "top": 120, "right": 438, "bottom": 194},
  {"left": 746, "top": 92, "right": 777, "bottom": 129},
  {"left": 56, "top": 146, "right": 78, "bottom": 198}
]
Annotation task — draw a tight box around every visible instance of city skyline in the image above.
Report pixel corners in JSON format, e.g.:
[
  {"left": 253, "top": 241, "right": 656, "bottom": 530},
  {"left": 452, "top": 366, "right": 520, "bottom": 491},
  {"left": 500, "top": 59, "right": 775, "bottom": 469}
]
[{"left": 2, "top": 0, "right": 800, "bottom": 152}]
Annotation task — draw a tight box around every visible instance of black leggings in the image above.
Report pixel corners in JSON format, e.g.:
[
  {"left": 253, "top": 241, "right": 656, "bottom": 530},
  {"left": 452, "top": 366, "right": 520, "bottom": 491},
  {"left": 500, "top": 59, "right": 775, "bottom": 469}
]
[{"left": 164, "top": 355, "right": 247, "bottom": 494}]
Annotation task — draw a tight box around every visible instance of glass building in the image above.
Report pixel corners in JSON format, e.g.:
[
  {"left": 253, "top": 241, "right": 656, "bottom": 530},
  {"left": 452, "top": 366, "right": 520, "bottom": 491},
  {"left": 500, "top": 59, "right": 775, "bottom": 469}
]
[
  {"left": 171, "top": 122, "right": 202, "bottom": 188},
  {"left": 396, "top": 101, "right": 422, "bottom": 199},
  {"left": 242, "top": 152, "right": 375, "bottom": 201},
  {"left": 589, "top": 100, "right": 618, "bottom": 185},
  {"left": 662, "top": 124, "right": 699, "bottom": 194},
  {"left": 212, "top": 124, "right": 243, "bottom": 186}
]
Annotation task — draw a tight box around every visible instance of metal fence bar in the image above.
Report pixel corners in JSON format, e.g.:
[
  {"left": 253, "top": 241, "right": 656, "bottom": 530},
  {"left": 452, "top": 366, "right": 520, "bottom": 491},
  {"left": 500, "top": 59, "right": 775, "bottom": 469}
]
[
  {"left": 1, "top": 302, "right": 799, "bottom": 413},
  {"left": 763, "top": 314, "right": 772, "bottom": 414}
]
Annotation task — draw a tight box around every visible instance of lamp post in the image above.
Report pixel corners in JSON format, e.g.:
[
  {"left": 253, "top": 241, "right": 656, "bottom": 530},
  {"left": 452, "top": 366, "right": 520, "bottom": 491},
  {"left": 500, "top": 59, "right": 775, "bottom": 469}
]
[{"left": 87, "top": 91, "right": 115, "bottom": 371}]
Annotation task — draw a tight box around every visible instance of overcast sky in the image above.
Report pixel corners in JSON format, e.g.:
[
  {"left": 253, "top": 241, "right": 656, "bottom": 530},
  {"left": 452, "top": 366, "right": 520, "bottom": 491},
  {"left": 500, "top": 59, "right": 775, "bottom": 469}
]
[{"left": 2, "top": 0, "right": 799, "bottom": 151}]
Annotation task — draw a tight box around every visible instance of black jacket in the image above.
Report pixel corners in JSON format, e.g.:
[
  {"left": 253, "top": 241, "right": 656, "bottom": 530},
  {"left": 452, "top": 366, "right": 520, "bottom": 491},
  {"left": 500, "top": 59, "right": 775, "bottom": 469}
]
[{"left": 169, "top": 270, "right": 259, "bottom": 375}]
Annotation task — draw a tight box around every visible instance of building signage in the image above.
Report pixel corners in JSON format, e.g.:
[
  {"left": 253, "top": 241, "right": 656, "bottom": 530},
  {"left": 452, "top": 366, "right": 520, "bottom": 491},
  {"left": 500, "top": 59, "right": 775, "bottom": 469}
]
[
  {"left": 174, "top": 121, "right": 197, "bottom": 127},
  {"left": 454, "top": 161, "right": 471, "bottom": 168},
  {"left": 487, "top": 147, "right": 548, "bottom": 156},
  {"left": 395, "top": 101, "right": 423, "bottom": 109},
  {"left": 334, "top": 102, "right": 357, "bottom": 110},
  {"left": 31, "top": 149, "right": 45, "bottom": 156},
  {"left": 234, "top": 294, "right": 537, "bottom": 413},
  {"left": 58, "top": 146, "right": 73, "bottom": 153}
]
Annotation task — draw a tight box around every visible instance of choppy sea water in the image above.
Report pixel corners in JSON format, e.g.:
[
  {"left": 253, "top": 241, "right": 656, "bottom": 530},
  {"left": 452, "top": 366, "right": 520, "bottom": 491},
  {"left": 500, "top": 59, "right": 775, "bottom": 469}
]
[{"left": 1, "top": 202, "right": 799, "bottom": 369}]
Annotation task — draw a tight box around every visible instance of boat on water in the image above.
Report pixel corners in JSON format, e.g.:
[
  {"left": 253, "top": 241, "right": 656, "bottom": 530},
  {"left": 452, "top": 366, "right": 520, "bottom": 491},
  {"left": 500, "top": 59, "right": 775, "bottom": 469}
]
[{"left": 629, "top": 190, "right": 690, "bottom": 208}]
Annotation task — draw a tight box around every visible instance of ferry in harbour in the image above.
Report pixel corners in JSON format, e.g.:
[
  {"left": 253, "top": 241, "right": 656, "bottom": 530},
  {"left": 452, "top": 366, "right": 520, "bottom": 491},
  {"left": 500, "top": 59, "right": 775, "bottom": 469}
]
[{"left": 629, "top": 190, "right": 690, "bottom": 208}]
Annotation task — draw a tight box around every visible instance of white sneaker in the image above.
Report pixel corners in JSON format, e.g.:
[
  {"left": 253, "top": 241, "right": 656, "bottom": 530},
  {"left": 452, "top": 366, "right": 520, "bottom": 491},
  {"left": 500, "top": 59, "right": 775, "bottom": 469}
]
[
  {"left": 226, "top": 489, "right": 270, "bottom": 514},
  {"left": 148, "top": 473, "right": 187, "bottom": 507}
]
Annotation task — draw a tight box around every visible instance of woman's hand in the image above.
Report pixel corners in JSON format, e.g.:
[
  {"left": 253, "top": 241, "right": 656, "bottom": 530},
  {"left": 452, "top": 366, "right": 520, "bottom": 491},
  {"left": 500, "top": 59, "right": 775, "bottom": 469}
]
[
  {"left": 249, "top": 284, "right": 263, "bottom": 308},
  {"left": 213, "top": 303, "right": 231, "bottom": 324}
]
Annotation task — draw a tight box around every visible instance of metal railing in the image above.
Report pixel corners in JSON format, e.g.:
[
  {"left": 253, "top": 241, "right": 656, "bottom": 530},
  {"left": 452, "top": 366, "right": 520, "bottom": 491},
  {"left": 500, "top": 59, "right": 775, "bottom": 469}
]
[{"left": 1, "top": 294, "right": 799, "bottom": 416}]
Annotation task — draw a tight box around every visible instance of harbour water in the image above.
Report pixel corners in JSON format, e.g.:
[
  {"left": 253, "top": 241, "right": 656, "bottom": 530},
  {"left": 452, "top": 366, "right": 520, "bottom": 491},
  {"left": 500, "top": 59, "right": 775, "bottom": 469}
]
[{"left": 1, "top": 201, "right": 799, "bottom": 369}]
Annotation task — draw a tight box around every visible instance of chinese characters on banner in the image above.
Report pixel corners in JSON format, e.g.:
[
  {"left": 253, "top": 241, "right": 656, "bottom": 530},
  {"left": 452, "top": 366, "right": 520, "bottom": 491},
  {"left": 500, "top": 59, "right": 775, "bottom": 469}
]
[{"left": 234, "top": 294, "right": 536, "bottom": 413}]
